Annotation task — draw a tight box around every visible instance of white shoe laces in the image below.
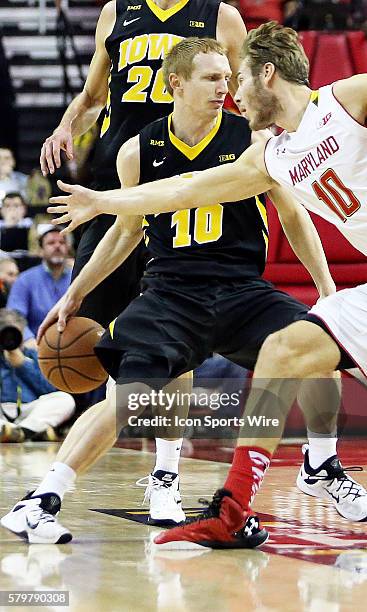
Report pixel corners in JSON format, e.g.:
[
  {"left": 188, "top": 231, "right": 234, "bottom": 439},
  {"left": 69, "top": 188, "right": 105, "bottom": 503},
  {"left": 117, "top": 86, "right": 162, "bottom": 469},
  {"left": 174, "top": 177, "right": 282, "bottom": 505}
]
[
  {"left": 27, "top": 502, "right": 55, "bottom": 526},
  {"left": 136, "top": 474, "right": 175, "bottom": 506},
  {"left": 326, "top": 475, "right": 367, "bottom": 502}
]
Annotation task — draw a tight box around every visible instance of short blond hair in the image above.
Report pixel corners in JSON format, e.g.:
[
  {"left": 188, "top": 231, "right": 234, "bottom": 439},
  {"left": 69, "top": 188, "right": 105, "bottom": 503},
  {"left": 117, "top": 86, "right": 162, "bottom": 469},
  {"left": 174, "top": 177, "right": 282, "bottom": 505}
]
[
  {"left": 163, "top": 37, "right": 227, "bottom": 96},
  {"left": 241, "top": 21, "right": 309, "bottom": 85}
]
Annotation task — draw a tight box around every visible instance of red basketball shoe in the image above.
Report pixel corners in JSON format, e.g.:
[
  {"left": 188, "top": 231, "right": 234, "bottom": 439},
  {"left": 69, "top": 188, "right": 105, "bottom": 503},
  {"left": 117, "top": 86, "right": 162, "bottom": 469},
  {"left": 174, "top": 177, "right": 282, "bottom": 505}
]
[{"left": 153, "top": 489, "right": 268, "bottom": 550}]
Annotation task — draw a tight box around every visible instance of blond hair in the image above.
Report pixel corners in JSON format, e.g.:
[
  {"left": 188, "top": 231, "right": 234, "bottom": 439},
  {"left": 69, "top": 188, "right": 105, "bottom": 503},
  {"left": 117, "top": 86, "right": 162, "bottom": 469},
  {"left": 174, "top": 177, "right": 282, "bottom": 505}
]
[
  {"left": 241, "top": 21, "right": 309, "bottom": 85},
  {"left": 163, "top": 37, "right": 227, "bottom": 96}
]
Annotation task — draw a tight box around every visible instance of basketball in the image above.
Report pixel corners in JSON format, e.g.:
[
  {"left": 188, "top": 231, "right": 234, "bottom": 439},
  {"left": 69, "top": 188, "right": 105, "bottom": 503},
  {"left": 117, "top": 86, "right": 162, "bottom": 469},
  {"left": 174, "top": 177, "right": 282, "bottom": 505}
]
[{"left": 38, "top": 316, "right": 108, "bottom": 393}]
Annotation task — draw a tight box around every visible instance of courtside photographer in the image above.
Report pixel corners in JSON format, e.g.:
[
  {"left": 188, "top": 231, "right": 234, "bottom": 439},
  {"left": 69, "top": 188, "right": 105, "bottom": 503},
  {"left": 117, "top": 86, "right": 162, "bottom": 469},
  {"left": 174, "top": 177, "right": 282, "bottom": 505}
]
[{"left": 0, "top": 308, "right": 75, "bottom": 442}]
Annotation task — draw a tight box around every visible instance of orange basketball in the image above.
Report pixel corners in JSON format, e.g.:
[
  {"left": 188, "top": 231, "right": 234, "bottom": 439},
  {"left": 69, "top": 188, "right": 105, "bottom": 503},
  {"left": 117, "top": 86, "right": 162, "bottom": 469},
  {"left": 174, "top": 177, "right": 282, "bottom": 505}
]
[{"left": 38, "top": 316, "right": 108, "bottom": 393}]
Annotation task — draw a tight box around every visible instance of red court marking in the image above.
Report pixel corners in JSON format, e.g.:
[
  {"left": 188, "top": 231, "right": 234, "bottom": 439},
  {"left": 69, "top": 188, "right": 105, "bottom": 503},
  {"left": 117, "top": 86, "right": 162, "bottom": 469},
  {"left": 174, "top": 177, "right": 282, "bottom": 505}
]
[{"left": 258, "top": 510, "right": 367, "bottom": 567}]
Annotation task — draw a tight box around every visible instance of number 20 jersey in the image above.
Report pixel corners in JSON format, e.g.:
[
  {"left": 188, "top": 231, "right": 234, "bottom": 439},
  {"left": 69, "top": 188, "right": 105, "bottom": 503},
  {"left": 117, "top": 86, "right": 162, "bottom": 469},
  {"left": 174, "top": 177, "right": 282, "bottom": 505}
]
[
  {"left": 264, "top": 85, "right": 367, "bottom": 255},
  {"left": 139, "top": 110, "right": 268, "bottom": 280},
  {"left": 93, "top": 0, "right": 220, "bottom": 186}
]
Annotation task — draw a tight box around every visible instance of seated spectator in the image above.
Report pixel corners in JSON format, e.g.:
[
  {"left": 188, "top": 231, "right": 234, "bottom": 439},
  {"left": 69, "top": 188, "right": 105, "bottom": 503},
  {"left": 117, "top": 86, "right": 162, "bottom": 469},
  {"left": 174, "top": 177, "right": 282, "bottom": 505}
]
[
  {"left": 0, "top": 256, "right": 19, "bottom": 307},
  {"left": 0, "top": 192, "right": 33, "bottom": 251},
  {"left": 0, "top": 309, "right": 75, "bottom": 442},
  {"left": 0, "top": 148, "right": 28, "bottom": 202},
  {"left": 26, "top": 168, "right": 52, "bottom": 206},
  {"left": 7, "top": 226, "right": 72, "bottom": 337}
]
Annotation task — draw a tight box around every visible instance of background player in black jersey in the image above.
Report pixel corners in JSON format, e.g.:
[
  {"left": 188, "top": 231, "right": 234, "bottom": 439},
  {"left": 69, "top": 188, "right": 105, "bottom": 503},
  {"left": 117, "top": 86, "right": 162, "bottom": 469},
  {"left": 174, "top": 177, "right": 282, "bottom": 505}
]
[
  {"left": 2, "top": 38, "right": 339, "bottom": 545},
  {"left": 38, "top": 0, "right": 248, "bottom": 524}
]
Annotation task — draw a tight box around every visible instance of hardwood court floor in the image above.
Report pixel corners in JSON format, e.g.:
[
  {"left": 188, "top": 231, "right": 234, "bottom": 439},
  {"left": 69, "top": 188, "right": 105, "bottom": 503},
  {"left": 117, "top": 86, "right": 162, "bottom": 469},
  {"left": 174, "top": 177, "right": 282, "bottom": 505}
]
[{"left": 1, "top": 442, "right": 367, "bottom": 612}]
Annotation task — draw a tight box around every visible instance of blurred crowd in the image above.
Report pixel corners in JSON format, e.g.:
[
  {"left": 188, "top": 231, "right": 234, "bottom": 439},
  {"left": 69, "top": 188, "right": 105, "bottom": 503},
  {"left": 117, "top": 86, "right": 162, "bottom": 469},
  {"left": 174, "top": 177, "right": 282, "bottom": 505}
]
[{"left": 0, "top": 146, "right": 76, "bottom": 443}]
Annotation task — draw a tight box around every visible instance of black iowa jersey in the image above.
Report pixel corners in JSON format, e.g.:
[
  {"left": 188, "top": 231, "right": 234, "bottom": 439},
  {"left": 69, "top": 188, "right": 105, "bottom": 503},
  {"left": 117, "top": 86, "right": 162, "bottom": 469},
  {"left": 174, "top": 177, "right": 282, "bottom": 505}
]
[
  {"left": 92, "top": 0, "right": 220, "bottom": 186},
  {"left": 139, "top": 111, "right": 269, "bottom": 279}
]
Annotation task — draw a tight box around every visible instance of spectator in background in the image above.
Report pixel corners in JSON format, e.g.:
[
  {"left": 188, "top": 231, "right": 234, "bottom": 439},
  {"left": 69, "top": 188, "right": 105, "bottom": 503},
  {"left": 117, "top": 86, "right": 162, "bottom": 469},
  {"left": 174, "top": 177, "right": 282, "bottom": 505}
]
[
  {"left": 0, "top": 149, "right": 28, "bottom": 202},
  {"left": 7, "top": 227, "right": 71, "bottom": 337},
  {"left": 0, "top": 192, "right": 33, "bottom": 252},
  {"left": 0, "top": 309, "right": 75, "bottom": 442},
  {"left": 26, "top": 168, "right": 52, "bottom": 207},
  {"left": 0, "top": 256, "right": 19, "bottom": 307}
]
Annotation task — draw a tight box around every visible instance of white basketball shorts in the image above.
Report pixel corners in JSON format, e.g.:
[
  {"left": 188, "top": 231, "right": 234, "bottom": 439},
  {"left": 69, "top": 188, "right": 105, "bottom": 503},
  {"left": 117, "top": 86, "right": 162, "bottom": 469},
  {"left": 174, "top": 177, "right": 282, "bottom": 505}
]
[{"left": 310, "top": 283, "right": 367, "bottom": 377}]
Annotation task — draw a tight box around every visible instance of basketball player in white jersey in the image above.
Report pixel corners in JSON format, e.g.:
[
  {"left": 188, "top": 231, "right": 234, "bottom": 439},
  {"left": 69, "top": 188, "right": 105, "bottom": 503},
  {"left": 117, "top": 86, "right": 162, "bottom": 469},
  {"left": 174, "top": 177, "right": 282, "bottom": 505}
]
[{"left": 47, "top": 23, "right": 367, "bottom": 548}]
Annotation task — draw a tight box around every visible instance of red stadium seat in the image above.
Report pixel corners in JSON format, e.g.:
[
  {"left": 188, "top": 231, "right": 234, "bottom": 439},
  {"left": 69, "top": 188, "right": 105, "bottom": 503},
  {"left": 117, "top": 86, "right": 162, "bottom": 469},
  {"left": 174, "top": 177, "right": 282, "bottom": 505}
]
[
  {"left": 298, "top": 31, "right": 318, "bottom": 68},
  {"left": 346, "top": 31, "right": 367, "bottom": 73},
  {"left": 264, "top": 202, "right": 367, "bottom": 306},
  {"left": 310, "top": 33, "right": 354, "bottom": 88}
]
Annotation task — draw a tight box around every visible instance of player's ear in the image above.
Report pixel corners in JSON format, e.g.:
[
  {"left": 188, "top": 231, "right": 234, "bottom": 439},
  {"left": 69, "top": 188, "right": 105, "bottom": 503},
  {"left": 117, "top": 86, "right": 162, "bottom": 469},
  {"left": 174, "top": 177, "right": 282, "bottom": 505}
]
[
  {"left": 169, "top": 73, "right": 182, "bottom": 94},
  {"left": 262, "top": 62, "right": 276, "bottom": 87}
]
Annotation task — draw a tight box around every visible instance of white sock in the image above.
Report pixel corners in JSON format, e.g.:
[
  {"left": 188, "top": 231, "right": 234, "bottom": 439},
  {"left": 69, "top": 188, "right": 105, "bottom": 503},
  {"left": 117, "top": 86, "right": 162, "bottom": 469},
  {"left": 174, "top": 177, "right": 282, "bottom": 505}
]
[
  {"left": 33, "top": 462, "right": 76, "bottom": 500},
  {"left": 307, "top": 430, "right": 338, "bottom": 469},
  {"left": 153, "top": 438, "right": 183, "bottom": 474}
]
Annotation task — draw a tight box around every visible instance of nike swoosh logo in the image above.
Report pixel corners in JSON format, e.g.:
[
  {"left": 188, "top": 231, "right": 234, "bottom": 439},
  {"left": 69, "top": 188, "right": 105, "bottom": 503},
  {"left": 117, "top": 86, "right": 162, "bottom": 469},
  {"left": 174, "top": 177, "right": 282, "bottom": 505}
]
[
  {"left": 153, "top": 158, "right": 166, "bottom": 167},
  {"left": 123, "top": 17, "right": 140, "bottom": 26}
]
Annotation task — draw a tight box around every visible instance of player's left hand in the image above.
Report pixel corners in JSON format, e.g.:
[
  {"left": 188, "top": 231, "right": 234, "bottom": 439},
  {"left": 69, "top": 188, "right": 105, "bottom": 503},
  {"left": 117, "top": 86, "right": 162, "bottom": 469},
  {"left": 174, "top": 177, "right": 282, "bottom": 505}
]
[{"left": 47, "top": 180, "right": 102, "bottom": 233}]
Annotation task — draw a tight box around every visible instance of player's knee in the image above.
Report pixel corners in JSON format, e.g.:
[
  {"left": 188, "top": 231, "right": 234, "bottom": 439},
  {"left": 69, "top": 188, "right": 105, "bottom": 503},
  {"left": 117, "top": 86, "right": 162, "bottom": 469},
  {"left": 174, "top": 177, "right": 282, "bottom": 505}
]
[{"left": 258, "top": 329, "right": 302, "bottom": 376}]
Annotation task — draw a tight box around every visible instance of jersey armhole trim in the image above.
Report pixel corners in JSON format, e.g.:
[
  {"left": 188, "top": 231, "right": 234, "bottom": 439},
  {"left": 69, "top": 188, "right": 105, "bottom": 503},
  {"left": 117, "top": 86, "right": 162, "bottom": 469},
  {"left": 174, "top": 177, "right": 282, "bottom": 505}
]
[{"left": 263, "top": 137, "right": 273, "bottom": 180}]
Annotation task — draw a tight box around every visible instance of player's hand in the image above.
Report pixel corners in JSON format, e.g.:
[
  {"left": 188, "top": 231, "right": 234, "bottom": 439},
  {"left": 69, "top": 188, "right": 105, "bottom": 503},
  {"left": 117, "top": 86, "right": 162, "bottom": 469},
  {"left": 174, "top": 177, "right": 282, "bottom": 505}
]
[
  {"left": 37, "top": 292, "right": 82, "bottom": 344},
  {"left": 40, "top": 127, "right": 74, "bottom": 176},
  {"left": 48, "top": 180, "right": 102, "bottom": 234}
]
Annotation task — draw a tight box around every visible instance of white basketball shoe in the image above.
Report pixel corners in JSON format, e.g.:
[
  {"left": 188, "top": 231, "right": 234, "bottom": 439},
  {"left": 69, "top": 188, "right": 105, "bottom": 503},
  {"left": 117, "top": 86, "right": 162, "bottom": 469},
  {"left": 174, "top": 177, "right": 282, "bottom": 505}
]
[
  {"left": 297, "top": 444, "right": 367, "bottom": 521},
  {"left": 1, "top": 491, "right": 72, "bottom": 544},
  {"left": 137, "top": 470, "right": 186, "bottom": 526}
]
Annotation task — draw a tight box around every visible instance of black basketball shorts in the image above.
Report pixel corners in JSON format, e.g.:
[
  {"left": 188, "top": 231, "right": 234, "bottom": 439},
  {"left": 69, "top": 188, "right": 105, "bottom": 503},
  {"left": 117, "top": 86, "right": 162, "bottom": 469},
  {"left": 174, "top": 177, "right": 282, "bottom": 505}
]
[{"left": 95, "top": 275, "right": 309, "bottom": 389}]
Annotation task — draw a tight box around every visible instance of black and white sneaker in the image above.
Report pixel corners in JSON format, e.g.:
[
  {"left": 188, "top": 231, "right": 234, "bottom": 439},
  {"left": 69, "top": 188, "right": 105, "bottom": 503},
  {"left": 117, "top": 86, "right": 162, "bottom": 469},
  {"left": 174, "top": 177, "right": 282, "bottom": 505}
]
[
  {"left": 137, "top": 470, "right": 186, "bottom": 526},
  {"left": 1, "top": 491, "right": 72, "bottom": 544},
  {"left": 297, "top": 444, "right": 367, "bottom": 521}
]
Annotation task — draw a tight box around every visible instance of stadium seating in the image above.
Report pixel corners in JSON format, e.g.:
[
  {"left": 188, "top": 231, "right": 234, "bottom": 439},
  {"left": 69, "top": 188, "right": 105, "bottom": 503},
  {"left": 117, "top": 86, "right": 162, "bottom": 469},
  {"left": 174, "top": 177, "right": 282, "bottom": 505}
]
[{"left": 263, "top": 202, "right": 367, "bottom": 306}]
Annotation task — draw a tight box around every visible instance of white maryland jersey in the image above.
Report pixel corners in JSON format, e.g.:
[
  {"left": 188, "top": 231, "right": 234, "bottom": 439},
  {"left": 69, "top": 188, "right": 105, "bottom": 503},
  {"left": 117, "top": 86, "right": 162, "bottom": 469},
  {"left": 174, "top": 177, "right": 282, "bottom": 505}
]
[{"left": 264, "top": 84, "right": 367, "bottom": 255}]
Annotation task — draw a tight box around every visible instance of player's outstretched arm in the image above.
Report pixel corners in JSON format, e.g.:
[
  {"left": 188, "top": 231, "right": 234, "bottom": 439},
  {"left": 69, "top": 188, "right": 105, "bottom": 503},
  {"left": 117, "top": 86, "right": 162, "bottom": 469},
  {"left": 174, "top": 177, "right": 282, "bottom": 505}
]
[
  {"left": 48, "top": 141, "right": 275, "bottom": 229},
  {"left": 40, "top": 1, "right": 114, "bottom": 175},
  {"left": 269, "top": 185, "right": 336, "bottom": 299}
]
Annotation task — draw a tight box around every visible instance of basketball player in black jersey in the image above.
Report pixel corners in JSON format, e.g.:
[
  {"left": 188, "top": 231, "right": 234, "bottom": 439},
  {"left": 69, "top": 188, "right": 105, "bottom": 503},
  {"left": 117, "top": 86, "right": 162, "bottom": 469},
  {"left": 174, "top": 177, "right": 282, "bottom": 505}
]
[
  {"left": 2, "top": 38, "right": 338, "bottom": 546},
  {"left": 40, "top": 0, "right": 246, "bottom": 327},
  {"left": 39, "top": 0, "right": 247, "bottom": 524}
]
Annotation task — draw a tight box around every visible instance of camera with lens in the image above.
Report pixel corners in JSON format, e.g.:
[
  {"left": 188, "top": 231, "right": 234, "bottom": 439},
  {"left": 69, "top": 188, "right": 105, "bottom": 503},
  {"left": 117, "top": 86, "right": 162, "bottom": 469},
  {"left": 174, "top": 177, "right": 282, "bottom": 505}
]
[{"left": 0, "top": 309, "right": 24, "bottom": 351}]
